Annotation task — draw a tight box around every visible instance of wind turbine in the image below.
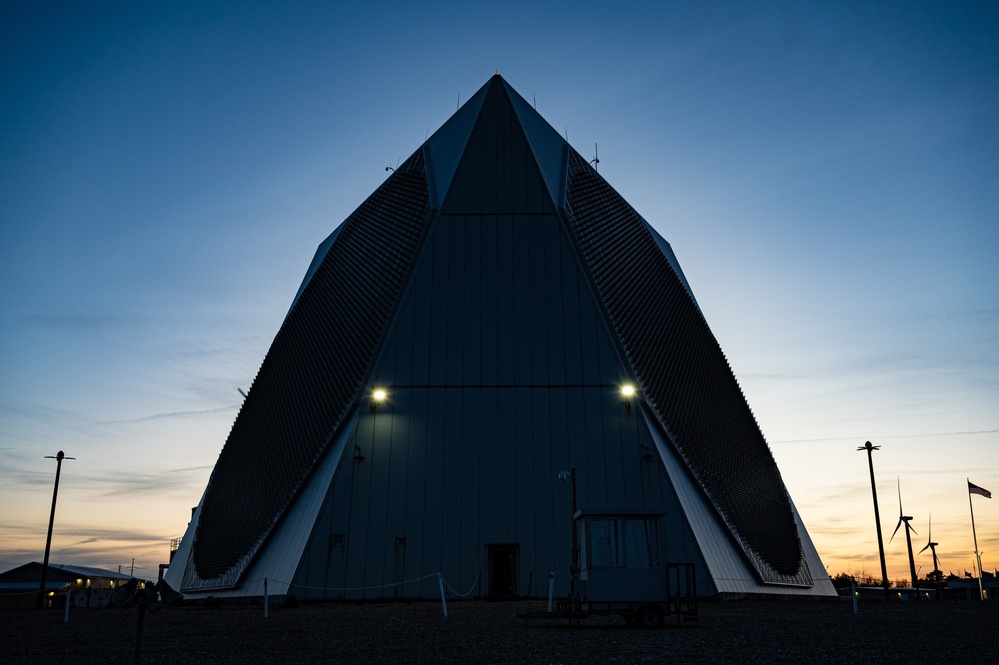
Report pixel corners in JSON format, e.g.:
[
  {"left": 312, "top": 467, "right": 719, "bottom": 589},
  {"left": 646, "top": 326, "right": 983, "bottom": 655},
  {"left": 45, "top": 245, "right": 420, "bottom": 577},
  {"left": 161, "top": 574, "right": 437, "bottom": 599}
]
[
  {"left": 889, "top": 479, "right": 919, "bottom": 593},
  {"left": 918, "top": 513, "right": 941, "bottom": 575},
  {"left": 919, "top": 513, "right": 942, "bottom": 599}
]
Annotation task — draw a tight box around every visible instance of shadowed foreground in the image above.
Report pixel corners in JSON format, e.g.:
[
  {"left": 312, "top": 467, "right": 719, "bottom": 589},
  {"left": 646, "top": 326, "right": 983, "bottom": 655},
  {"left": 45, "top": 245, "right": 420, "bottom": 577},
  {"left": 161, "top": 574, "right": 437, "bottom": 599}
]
[{"left": 5, "top": 599, "right": 994, "bottom": 664}]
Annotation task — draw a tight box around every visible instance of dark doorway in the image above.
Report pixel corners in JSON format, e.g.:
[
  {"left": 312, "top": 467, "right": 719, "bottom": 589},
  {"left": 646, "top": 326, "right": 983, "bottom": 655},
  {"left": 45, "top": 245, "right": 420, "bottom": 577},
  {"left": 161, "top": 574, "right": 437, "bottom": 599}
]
[{"left": 487, "top": 543, "right": 519, "bottom": 599}]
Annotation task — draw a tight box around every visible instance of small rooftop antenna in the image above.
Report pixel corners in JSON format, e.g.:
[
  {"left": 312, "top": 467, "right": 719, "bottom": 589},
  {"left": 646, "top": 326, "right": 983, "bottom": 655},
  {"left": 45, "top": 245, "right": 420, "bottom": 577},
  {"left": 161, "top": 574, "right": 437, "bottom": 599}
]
[
  {"left": 589, "top": 143, "right": 600, "bottom": 172},
  {"left": 564, "top": 126, "right": 568, "bottom": 141},
  {"left": 533, "top": 94, "right": 536, "bottom": 110},
  {"left": 237, "top": 387, "right": 248, "bottom": 399},
  {"left": 457, "top": 94, "right": 460, "bottom": 111}
]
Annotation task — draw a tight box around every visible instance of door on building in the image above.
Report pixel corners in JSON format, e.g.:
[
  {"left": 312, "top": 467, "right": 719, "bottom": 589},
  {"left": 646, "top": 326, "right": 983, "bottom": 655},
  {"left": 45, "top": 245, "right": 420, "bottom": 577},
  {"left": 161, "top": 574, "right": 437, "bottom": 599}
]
[{"left": 486, "top": 543, "right": 519, "bottom": 599}]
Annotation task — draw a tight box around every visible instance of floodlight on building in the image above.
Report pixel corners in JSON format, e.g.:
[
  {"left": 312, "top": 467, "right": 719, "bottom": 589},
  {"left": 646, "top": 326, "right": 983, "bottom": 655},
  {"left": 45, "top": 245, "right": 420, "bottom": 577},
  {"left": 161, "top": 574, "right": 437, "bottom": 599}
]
[
  {"left": 373, "top": 388, "right": 387, "bottom": 402},
  {"left": 620, "top": 384, "right": 636, "bottom": 398}
]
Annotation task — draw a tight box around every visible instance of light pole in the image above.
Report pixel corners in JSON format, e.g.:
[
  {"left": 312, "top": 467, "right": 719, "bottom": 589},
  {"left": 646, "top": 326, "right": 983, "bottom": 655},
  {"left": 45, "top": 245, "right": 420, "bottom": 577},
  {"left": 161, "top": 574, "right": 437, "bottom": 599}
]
[
  {"left": 857, "top": 441, "right": 890, "bottom": 601},
  {"left": 558, "top": 469, "right": 578, "bottom": 598},
  {"left": 38, "top": 450, "right": 74, "bottom": 607}
]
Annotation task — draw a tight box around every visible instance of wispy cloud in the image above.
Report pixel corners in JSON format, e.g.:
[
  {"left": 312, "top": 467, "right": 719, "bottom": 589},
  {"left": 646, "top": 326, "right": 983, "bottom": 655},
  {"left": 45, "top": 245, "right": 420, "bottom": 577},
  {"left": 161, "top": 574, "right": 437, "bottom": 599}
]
[
  {"left": 69, "top": 467, "right": 212, "bottom": 499},
  {"left": 96, "top": 405, "right": 237, "bottom": 425},
  {"left": 0, "top": 459, "right": 212, "bottom": 501},
  {"left": 0, "top": 524, "right": 178, "bottom": 575},
  {"left": 773, "top": 430, "right": 999, "bottom": 444},
  {"left": 20, "top": 312, "right": 140, "bottom": 331}
]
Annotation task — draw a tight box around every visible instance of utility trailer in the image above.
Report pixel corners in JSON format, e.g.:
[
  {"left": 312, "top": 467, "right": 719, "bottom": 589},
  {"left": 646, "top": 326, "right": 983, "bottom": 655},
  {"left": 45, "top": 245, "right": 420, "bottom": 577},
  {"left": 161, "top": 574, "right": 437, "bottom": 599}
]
[{"left": 521, "top": 510, "right": 698, "bottom": 628}]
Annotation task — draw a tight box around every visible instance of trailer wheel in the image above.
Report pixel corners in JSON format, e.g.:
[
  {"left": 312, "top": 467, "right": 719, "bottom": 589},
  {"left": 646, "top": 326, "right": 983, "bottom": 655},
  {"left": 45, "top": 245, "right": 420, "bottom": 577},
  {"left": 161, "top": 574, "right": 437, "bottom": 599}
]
[{"left": 635, "top": 604, "right": 664, "bottom": 629}]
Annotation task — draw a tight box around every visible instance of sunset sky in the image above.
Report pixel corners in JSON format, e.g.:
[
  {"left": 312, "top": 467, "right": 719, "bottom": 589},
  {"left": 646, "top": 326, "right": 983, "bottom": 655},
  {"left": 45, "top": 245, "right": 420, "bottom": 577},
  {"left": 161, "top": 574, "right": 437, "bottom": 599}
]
[{"left": 2, "top": 1, "right": 996, "bottom": 585}]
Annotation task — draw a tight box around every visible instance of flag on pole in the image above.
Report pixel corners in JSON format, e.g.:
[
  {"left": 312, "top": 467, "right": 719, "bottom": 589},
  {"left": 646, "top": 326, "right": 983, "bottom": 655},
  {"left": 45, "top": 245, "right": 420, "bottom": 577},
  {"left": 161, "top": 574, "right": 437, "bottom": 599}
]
[{"left": 968, "top": 481, "right": 992, "bottom": 499}]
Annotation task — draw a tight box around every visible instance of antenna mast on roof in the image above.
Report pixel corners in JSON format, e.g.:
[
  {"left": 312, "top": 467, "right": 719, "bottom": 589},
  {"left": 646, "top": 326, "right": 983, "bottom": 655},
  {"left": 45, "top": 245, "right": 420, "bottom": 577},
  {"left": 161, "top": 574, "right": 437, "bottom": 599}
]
[{"left": 590, "top": 144, "right": 600, "bottom": 172}]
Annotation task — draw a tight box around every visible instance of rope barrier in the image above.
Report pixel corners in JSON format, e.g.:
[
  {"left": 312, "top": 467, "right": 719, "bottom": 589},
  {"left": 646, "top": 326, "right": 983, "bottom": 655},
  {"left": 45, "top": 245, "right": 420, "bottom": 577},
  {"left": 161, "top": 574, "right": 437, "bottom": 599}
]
[
  {"left": 242, "top": 572, "right": 440, "bottom": 593},
  {"left": 244, "top": 570, "right": 491, "bottom": 600},
  {"left": 442, "top": 571, "right": 480, "bottom": 598},
  {"left": 1, "top": 583, "right": 71, "bottom": 597}
]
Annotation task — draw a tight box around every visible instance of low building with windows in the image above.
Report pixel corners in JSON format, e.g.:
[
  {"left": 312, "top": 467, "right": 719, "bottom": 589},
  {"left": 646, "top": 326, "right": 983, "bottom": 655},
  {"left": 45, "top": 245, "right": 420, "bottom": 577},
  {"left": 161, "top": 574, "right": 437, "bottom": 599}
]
[{"left": 0, "top": 562, "right": 134, "bottom": 608}]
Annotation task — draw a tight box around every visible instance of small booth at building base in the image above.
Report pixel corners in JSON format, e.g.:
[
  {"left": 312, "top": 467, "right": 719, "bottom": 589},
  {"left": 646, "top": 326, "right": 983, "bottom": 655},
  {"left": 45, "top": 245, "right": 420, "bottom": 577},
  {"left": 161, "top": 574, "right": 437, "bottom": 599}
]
[{"left": 557, "top": 510, "right": 698, "bottom": 627}]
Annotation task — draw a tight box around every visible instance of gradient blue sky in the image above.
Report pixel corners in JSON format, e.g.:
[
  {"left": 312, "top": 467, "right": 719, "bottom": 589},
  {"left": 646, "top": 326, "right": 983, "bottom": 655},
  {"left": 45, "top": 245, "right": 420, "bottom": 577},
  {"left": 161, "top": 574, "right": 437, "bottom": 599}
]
[{"left": 2, "top": 1, "right": 996, "bottom": 583}]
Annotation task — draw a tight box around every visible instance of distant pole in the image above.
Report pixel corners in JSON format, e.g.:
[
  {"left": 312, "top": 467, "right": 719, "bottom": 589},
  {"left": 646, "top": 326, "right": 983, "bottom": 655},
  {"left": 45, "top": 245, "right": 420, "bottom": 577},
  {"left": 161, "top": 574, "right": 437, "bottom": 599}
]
[
  {"left": 858, "top": 442, "right": 890, "bottom": 600},
  {"left": 437, "top": 573, "right": 448, "bottom": 617},
  {"left": 38, "top": 451, "right": 75, "bottom": 608},
  {"left": 569, "top": 469, "right": 578, "bottom": 597},
  {"left": 968, "top": 478, "right": 984, "bottom": 601}
]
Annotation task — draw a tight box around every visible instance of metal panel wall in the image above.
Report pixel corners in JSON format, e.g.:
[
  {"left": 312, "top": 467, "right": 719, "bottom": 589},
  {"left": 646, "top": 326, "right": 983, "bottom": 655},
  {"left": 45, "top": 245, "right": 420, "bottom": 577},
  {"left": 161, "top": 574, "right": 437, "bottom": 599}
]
[{"left": 291, "top": 81, "right": 687, "bottom": 599}]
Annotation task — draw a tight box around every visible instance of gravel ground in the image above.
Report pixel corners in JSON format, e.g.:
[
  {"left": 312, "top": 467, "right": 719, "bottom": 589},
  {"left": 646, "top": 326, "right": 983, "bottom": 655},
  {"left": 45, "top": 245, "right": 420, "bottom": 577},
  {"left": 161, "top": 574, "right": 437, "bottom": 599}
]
[{"left": 5, "top": 598, "right": 995, "bottom": 664}]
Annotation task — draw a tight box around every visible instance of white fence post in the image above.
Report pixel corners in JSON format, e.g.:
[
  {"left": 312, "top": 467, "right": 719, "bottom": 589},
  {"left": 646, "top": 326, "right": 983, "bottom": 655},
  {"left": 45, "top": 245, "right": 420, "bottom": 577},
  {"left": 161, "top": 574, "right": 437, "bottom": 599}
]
[
  {"left": 64, "top": 587, "right": 71, "bottom": 623},
  {"left": 437, "top": 573, "right": 448, "bottom": 617},
  {"left": 264, "top": 578, "right": 269, "bottom": 618}
]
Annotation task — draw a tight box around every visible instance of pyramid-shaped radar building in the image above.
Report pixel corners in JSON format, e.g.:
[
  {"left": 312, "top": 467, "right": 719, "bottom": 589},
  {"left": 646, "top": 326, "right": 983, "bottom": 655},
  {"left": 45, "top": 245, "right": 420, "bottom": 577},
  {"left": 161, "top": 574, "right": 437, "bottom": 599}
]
[{"left": 167, "top": 75, "right": 834, "bottom": 600}]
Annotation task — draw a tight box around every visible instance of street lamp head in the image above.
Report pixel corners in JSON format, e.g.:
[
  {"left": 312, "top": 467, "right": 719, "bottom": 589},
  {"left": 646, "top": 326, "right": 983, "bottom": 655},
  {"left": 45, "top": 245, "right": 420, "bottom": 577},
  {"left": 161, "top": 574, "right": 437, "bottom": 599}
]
[
  {"left": 44, "top": 451, "right": 74, "bottom": 461},
  {"left": 857, "top": 441, "right": 881, "bottom": 452},
  {"left": 558, "top": 471, "right": 570, "bottom": 482}
]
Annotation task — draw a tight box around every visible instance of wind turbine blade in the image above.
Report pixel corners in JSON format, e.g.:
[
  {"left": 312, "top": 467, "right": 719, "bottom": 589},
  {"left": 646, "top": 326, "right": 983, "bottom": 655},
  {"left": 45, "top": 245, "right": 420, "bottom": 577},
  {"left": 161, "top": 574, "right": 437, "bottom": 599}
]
[
  {"left": 919, "top": 543, "right": 930, "bottom": 554},
  {"left": 890, "top": 519, "right": 903, "bottom": 544}
]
